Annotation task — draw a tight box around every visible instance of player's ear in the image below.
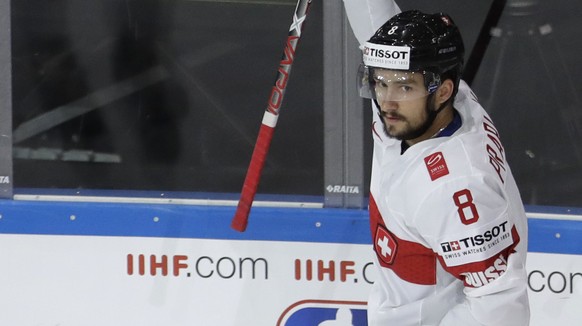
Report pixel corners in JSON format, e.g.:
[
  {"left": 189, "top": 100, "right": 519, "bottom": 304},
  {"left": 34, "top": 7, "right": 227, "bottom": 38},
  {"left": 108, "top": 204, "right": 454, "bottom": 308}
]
[{"left": 436, "top": 79, "right": 454, "bottom": 107}]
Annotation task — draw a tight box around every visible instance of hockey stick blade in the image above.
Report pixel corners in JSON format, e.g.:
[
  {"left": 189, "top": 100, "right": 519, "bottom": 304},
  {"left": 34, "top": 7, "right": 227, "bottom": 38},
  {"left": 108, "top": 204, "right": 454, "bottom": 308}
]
[{"left": 231, "top": 0, "right": 313, "bottom": 232}]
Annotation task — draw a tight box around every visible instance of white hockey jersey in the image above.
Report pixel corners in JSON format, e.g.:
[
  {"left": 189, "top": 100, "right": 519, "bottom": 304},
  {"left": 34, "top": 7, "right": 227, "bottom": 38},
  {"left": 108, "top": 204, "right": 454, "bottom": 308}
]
[{"left": 343, "top": 1, "right": 530, "bottom": 325}]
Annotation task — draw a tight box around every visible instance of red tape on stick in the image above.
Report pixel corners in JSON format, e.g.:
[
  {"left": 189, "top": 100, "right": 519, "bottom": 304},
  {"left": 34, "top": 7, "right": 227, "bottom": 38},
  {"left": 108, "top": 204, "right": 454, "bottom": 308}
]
[
  {"left": 231, "top": 0, "right": 313, "bottom": 232},
  {"left": 231, "top": 124, "right": 275, "bottom": 231}
]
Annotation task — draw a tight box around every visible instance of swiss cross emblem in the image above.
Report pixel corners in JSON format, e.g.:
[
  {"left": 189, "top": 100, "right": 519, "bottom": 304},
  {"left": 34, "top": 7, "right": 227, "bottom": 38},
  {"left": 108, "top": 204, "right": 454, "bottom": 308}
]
[{"left": 374, "top": 226, "right": 397, "bottom": 265}]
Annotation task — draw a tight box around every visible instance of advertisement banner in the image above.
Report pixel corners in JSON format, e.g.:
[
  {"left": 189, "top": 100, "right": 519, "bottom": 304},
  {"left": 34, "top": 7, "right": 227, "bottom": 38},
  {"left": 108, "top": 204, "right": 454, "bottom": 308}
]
[
  {"left": 0, "top": 234, "right": 373, "bottom": 325},
  {"left": 526, "top": 252, "right": 582, "bottom": 325},
  {"left": 0, "top": 200, "right": 581, "bottom": 325},
  {"left": 1, "top": 236, "right": 581, "bottom": 325}
]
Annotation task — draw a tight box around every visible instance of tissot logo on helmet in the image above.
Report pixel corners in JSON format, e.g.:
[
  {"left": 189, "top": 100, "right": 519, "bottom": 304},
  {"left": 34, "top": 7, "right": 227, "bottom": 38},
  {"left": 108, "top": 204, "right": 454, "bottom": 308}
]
[
  {"left": 365, "top": 10, "right": 465, "bottom": 77},
  {"left": 363, "top": 42, "right": 411, "bottom": 70}
]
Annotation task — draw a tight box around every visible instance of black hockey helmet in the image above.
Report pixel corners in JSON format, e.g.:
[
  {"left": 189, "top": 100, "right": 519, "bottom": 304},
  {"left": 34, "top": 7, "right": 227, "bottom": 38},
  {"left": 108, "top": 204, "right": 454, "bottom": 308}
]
[
  {"left": 359, "top": 10, "right": 465, "bottom": 100},
  {"left": 369, "top": 10, "right": 464, "bottom": 75}
]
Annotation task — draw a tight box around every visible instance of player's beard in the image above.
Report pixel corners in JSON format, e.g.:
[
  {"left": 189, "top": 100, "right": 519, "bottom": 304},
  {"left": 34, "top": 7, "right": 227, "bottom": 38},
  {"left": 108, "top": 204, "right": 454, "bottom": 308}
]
[{"left": 379, "top": 96, "right": 439, "bottom": 141}]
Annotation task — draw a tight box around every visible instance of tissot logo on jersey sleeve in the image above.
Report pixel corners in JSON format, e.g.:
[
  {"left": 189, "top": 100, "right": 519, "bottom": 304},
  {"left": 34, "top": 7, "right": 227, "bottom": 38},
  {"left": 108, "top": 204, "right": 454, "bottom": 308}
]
[
  {"left": 424, "top": 152, "right": 449, "bottom": 181},
  {"left": 440, "top": 241, "right": 461, "bottom": 252},
  {"left": 437, "top": 220, "right": 515, "bottom": 267}
]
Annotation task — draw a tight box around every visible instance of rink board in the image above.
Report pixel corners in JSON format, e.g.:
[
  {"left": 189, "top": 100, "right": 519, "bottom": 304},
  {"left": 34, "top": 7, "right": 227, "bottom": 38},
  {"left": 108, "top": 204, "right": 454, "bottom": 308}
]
[{"left": 0, "top": 199, "right": 581, "bottom": 325}]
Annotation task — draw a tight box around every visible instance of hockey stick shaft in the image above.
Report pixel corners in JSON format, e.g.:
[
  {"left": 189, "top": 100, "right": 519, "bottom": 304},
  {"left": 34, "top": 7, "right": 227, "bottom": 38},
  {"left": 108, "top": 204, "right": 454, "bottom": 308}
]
[
  {"left": 231, "top": 0, "right": 313, "bottom": 232},
  {"left": 463, "top": 0, "right": 507, "bottom": 85}
]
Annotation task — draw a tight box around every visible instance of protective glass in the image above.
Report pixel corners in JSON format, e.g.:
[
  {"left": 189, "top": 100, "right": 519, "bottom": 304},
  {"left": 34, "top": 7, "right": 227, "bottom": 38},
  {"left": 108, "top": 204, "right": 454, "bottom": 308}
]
[{"left": 357, "top": 65, "right": 441, "bottom": 102}]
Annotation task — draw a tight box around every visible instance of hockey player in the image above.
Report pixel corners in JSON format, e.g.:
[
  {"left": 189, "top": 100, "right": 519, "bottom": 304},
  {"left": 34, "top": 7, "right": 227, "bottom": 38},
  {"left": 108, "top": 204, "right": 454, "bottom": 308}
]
[{"left": 342, "top": 1, "right": 530, "bottom": 325}]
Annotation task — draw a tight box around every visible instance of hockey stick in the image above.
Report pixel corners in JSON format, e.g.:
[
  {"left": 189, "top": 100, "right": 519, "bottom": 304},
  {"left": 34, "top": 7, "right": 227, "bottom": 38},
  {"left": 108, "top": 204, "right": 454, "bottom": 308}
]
[
  {"left": 231, "top": 0, "right": 313, "bottom": 232},
  {"left": 463, "top": 0, "right": 507, "bottom": 85}
]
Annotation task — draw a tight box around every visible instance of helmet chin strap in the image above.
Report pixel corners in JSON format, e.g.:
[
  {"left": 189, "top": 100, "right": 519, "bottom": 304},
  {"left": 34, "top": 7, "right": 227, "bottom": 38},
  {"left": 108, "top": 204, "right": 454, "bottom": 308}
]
[
  {"left": 429, "top": 92, "right": 450, "bottom": 115},
  {"left": 425, "top": 94, "right": 450, "bottom": 138}
]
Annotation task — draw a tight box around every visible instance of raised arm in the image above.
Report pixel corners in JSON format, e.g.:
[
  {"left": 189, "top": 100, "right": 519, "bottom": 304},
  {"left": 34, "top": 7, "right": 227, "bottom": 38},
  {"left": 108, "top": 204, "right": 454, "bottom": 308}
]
[{"left": 342, "top": 0, "right": 400, "bottom": 45}]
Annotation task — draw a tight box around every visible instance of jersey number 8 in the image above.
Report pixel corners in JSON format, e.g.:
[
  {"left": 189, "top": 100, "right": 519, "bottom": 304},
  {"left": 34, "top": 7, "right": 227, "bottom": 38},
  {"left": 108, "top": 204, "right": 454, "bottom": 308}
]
[{"left": 453, "top": 189, "right": 480, "bottom": 225}]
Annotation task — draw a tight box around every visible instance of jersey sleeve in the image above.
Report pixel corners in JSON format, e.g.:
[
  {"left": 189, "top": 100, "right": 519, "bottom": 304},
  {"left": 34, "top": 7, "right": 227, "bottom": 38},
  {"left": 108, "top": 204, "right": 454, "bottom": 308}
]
[
  {"left": 414, "top": 174, "right": 529, "bottom": 325},
  {"left": 342, "top": 0, "right": 401, "bottom": 46},
  {"left": 342, "top": 0, "right": 402, "bottom": 146}
]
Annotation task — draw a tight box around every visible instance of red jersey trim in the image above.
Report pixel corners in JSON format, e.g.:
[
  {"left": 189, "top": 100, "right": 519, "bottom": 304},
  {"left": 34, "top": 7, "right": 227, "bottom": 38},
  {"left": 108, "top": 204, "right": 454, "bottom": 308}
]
[
  {"left": 438, "top": 226, "right": 521, "bottom": 288},
  {"left": 369, "top": 196, "right": 437, "bottom": 285}
]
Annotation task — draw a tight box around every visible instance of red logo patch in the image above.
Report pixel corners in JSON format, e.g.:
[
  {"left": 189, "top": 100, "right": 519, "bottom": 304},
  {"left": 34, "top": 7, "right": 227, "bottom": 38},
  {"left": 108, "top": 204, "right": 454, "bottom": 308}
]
[
  {"left": 374, "top": 226, "right": 397, "bottom": 265},
  {"left": 424, "top": 152, "right": 449, "bottom": 181}
]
